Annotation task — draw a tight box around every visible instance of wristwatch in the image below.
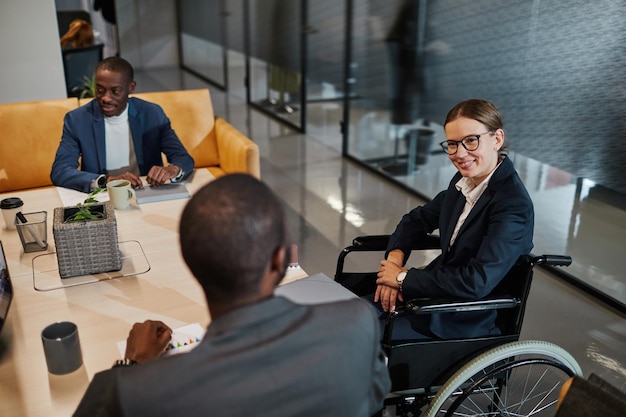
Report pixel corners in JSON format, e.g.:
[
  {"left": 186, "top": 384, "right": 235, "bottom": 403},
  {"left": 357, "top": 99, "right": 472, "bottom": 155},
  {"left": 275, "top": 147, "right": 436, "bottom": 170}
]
[
  {"left": 112, "top": 358, "right": 138, "bottom": 368},
  {"left": 91, "top": 174, "right": 107, "bottom": 190},
  {"left": 396, "top": 271, "right": 407, "bottom": 292}
]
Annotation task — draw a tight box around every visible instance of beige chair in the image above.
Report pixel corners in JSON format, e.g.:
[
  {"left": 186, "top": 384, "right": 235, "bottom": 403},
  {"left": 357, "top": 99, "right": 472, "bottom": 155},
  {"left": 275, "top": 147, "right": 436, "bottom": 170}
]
[{"left": 0, "top": 98, "right": 79, "bottom": 193}]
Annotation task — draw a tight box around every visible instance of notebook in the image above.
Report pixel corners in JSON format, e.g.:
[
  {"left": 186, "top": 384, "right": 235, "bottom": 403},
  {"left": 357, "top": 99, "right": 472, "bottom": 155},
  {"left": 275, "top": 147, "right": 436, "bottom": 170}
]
[
  {"left": 0, "top": 241, "right": 14, "bottom": 335},
  {"left": 135, "top": 182, "right": 191, "bottom": 204}
]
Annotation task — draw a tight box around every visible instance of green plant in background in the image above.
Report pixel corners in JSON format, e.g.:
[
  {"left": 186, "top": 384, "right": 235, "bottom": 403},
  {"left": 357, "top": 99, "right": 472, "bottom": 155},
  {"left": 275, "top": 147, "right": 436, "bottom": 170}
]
[
  {"left": 64, "top": 188, "right": 105, "bottom": 222},
  {"left": 78, "top": 74, "right": 96, "bottom": 98}
]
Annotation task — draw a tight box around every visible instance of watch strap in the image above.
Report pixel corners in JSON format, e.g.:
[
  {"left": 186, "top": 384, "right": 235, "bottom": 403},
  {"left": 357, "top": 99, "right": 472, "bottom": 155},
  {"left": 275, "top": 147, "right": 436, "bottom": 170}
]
[
  {"left": 112, "top": 358, "right": 138, "bottom": 368},
  {"left": 396, "top": 271, "right": 407, "bottom": 292}
]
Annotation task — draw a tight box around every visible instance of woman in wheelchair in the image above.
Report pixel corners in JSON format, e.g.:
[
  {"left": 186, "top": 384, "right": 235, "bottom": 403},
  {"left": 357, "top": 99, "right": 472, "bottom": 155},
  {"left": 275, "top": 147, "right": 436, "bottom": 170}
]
[{"left": 374, "top": 99, "right": 534, "bottom": 340}]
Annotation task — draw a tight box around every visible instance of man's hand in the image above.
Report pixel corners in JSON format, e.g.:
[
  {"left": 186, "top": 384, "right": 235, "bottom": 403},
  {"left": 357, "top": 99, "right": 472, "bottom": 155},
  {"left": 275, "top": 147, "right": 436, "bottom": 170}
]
[
  {"left": 146, "top": 165, "right": 180, "bottom": 186},
  {"left": 124, "top": 320, "right": 172, "bottom": 363},
  {"left": 107, "top": 172, "right": 143, "bottom": 189}
]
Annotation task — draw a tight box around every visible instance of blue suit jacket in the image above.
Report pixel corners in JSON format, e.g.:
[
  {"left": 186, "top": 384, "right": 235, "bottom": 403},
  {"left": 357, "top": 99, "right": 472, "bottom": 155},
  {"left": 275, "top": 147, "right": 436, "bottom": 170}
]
[
  {"left": 50, "top": 98, "right": 194, "bottom": 192},
  {"left": 386, "top": 156, "right": 534, "bottom": 339}
]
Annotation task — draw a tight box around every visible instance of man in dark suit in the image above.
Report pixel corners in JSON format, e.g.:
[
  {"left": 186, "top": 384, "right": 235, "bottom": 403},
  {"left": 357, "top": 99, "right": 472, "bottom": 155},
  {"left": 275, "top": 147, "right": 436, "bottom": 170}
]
[
  {"left": 51, "top": 57, "right": 194, "bottom": 193},
  {"left": 73, "top": 174, "right": 391, "bottom": 417},
  {"left": 375, "top": 99, "right": 534, "bottom": 340}
]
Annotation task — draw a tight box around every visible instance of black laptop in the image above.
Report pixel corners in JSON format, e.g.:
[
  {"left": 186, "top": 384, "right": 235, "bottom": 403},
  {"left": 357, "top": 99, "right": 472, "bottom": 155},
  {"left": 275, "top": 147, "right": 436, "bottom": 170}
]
[{"left": 0, "top": 241, "right": 13, "bottom": 336}]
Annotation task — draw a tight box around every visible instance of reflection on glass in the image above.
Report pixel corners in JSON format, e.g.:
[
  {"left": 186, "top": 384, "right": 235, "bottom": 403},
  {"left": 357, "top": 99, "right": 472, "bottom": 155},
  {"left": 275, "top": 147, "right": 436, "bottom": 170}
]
[
  {"left": 179, "top": 0, "right": 226, "bottom": 88},
  {"left": 248, "top": 0, "right": 302, "bottom": 128},
  {"left": 181, "top": 35, "right": 226, "bottom": 86}
]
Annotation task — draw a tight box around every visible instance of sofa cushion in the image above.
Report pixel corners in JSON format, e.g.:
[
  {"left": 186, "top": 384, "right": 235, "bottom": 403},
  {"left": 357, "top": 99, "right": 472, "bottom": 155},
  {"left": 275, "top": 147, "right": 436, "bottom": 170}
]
[{"left": 0, "top": 98, "right": 78, "bottom": 193}]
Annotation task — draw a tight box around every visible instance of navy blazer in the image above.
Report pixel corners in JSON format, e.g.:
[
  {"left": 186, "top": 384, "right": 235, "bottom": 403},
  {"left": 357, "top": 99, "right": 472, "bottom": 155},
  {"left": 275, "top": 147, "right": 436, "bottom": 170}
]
[
  {"left": 50, "top": 98, "right": 194, "bottom": 192},
  {"left": 386, "top": 156, "right": 534, "bottom": 339}
]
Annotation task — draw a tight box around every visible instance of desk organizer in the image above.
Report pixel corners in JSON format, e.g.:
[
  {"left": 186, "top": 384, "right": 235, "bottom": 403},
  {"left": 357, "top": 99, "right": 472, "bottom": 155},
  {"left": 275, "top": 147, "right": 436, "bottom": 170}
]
[{"left": 52, "top": 201, "right": 122, "bottom": 278}]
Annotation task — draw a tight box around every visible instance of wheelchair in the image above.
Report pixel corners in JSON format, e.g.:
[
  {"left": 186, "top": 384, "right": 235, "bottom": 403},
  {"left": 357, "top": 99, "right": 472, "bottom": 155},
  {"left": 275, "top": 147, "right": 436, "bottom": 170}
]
[{"left": 336, "top": 235, "right": 583, "bottom": 417}]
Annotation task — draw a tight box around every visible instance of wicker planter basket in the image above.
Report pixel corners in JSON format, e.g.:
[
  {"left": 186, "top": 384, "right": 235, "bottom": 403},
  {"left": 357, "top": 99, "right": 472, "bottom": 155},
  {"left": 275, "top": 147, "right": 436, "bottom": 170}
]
[{"left": 53, "top": 201, "right": 122, "bottom": 278}]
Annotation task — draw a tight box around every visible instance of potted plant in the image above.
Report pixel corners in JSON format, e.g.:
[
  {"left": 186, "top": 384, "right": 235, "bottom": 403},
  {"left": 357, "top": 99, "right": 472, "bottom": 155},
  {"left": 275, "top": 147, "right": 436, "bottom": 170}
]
[
  {"left": 63, "top": 188, "right": 105, "bottom": 222},
  {"left": 52, "top": 188, "right": 122, "bottom": 278},
  {"left": 71, "top": 74, "right": 96, "bottom": 99}
]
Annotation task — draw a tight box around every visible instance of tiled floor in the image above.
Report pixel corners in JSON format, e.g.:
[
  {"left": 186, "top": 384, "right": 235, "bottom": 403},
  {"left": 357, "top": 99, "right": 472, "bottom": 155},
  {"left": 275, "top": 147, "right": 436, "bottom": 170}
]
[{"left": 135, "top": 67, "right": 626, "bottom": 391}]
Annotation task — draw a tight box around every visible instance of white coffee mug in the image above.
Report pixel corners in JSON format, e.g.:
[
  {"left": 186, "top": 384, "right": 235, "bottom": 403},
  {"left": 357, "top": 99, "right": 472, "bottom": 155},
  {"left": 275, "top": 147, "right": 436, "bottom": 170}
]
[{"left": 106, "top": 180, "right": 136, "bottom": 209}]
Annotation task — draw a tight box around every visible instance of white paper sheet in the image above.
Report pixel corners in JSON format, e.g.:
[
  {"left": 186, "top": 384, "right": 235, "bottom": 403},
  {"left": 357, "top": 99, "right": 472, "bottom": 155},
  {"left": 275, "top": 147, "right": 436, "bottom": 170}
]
[{"left": 117, "top": 323, "right": 205, "bottom": 358}]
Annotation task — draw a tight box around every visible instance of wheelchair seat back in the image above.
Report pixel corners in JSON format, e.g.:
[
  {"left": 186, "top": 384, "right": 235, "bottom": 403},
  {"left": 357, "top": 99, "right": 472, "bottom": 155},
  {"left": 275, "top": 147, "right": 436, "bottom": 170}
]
[{"left": 385, "top": 257, "right": 534, "bottom": 391}]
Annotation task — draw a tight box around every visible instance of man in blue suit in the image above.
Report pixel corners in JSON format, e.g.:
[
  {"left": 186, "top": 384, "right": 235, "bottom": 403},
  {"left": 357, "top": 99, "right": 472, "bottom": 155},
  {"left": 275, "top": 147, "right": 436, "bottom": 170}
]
[
  {"left": 51, "top": 57, "right": 194, "bottom": 193},
  {"left": 375, "top": 99, "right": 534, "bottom": 340}
]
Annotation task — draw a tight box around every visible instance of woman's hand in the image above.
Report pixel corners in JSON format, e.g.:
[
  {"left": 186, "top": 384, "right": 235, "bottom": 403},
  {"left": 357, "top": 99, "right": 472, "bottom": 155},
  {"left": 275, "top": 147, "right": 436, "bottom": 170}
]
[
  {"left": 374, "top": 259, "right": 406, "bottom": 312},
  {"left": 374, "top": 283, "right": 404, "bottom": 312}
]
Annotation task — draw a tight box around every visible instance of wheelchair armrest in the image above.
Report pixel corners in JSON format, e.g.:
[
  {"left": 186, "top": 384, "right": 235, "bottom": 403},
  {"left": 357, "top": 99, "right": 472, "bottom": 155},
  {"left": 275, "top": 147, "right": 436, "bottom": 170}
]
[
  {"left": 404, "top": 296, "right": 520, "bottom": 314},
  {"left": 352, "top": 234, "right": 441, "bottom": 251},
  {"left": 352, "top": 235, "right": 391, "bottom": 250},
  {"left": 531, "top": 254, "right": 572, "bottom": 267}
]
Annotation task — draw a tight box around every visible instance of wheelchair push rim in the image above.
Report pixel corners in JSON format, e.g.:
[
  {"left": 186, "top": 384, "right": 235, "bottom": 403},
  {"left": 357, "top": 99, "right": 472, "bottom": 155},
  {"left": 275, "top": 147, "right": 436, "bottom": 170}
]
[{"left": 424, "top": 340, "right": 583, "bottom": 417}]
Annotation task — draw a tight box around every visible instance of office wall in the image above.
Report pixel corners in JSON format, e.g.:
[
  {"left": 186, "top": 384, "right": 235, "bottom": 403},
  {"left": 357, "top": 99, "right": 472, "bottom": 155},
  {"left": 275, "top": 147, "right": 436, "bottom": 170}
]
[{"left": 0, "top": 0, "right": 66, "bottom": 104}]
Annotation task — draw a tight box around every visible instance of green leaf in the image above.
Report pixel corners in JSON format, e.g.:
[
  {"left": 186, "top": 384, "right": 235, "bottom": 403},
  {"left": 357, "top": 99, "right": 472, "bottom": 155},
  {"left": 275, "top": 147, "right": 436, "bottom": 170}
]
[
  {"left": 78, "top": 74, "right": 96, "bottom": 98},
  {"left": 65, "top": 188, "right": 106, "bottom": 222}
]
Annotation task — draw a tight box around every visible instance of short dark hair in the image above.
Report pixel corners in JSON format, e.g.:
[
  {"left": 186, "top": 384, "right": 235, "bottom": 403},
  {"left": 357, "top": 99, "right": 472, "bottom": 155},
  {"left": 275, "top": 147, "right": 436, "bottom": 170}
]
[
  {"left": 179, "top": 174, "right": 287, "bottom": 302},
  {"left": 97, "top": 57, "right": 134, "bottom": 83}
]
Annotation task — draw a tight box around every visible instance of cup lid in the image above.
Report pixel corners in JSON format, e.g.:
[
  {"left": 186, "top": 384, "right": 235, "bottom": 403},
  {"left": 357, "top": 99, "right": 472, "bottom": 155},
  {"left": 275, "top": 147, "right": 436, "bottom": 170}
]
[{"left": 1, "top": 197, "right": 24, "bottom": 209}]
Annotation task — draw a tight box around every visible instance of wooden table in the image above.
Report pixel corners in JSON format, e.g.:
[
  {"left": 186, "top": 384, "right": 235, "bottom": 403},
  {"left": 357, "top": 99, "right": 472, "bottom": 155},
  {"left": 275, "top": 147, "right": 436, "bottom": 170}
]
[{"left": 0, "top": 169, "right": 307, "bottom": 417}]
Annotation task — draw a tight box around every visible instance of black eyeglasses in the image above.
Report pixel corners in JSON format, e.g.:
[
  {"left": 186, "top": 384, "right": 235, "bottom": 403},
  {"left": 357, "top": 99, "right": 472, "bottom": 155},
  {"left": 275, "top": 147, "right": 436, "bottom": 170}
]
[{"left": 439, "top": 131, "right": 493, "bottom": 155}]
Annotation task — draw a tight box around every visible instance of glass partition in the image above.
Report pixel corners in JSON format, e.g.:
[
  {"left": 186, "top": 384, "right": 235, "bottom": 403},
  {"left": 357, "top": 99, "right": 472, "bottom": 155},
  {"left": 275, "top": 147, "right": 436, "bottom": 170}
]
[
  {"left": 304, "top": 0, "right": 347, "bottom": 149},
  {"left": 344, "top": 0, "right": 438, "bottom": 183},
  {"left": 178, "top": 0, "right": 228, "bottom": 89},
  {"left": 246, "top": 0, "right": 304, "bottom": 131}
]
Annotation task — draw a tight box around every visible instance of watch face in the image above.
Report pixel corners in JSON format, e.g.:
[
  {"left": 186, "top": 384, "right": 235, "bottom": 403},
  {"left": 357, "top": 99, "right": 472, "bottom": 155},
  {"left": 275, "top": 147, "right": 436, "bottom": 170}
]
[{"left": 98, "top": 176, "right": 107, "bottom": 188}]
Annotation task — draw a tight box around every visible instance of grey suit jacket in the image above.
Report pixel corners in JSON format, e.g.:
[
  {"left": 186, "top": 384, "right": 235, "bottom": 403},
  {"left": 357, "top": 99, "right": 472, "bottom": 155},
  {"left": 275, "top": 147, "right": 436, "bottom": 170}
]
[{"left": 74, "top": 296, "right": 391, "bottom": 417}]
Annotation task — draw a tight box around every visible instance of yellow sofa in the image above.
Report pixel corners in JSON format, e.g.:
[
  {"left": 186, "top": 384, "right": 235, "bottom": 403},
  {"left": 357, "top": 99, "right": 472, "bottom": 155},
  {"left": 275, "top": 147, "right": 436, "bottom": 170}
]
[
  {"left": 0, "top": 88, "right": 259, "bottom": 193},
  {"left": 0, "top": 98, "right": 78, "bottom": 193}
]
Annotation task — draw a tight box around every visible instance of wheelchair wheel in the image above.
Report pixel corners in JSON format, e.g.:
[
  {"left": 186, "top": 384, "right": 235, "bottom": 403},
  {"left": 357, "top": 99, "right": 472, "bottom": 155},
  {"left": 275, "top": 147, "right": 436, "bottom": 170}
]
[{"left": 424, "top": 340, "right": 583, "bottom": 417}]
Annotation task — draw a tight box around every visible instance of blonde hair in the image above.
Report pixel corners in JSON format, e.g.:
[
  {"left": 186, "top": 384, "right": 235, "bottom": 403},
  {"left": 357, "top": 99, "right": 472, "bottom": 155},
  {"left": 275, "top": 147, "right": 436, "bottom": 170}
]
[{"left": 60, "top": 19, "right": 94, "bottom": 49}]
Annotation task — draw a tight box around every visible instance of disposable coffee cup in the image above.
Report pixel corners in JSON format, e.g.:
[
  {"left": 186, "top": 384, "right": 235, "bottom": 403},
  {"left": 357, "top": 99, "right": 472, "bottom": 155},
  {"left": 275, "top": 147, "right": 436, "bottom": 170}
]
[
  {"left": 41, "top": 321, "right": 83, "bottom": 375},
  {"left": 1, "top": 197, "right": 24, "bottom": 230},
  {"left": 107, "top": 179, "right": 136, "bottom": 210}
]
